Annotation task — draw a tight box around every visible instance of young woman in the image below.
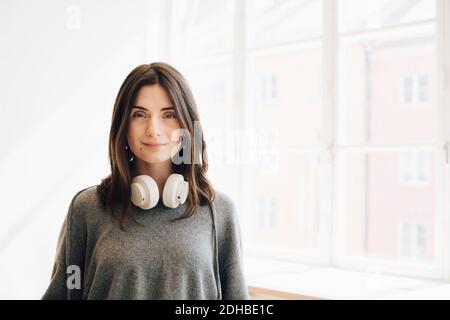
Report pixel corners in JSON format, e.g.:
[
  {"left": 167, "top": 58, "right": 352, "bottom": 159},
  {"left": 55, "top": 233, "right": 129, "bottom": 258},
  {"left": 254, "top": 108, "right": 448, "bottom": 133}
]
[{"left": 42, "top": 62, "right": 249, "bottom": 300}]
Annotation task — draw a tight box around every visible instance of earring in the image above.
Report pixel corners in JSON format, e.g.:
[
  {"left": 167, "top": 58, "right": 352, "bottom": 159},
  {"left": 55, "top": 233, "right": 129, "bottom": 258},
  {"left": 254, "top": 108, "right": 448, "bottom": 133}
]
[{"left": 125, "top": 144, "right": 134, "bottom": 162}]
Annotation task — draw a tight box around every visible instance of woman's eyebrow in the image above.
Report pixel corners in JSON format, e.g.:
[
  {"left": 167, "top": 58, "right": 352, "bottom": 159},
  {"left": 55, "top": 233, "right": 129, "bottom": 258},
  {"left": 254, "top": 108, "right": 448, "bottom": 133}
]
[{"left": 132, "top": 106, "right": 175, "bottom": 112}]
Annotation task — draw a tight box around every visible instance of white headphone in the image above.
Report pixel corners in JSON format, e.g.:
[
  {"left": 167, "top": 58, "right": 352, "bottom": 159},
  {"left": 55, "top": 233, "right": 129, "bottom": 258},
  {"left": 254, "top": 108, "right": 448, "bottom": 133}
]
[{"left": 130, "top": 174, "right": 189, "bottom": 210}]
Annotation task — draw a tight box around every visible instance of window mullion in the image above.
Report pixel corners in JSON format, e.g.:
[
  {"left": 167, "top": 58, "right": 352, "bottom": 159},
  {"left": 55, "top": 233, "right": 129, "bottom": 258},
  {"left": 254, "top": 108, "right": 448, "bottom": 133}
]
[
  {"left": 322, "top": 0, "right": 338, "bottom": 267},
  {"left": 234, "top": 0, "right": 251, "bottom": 243},
  {"left": 437, "top": 0, "right": 450, "bottom": 281}
]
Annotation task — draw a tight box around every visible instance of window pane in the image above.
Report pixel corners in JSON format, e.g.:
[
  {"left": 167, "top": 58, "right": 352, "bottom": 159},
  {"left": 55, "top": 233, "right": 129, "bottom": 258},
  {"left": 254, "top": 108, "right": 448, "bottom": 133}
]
[
  {"left": 247, "top": 152, "right": 322, "bottom": 252},
  {"left": 418, "top": 74, "right": 430, "bottom": 103},
  {"left": 170, "top": 0, "right": 234, "bottom": 60},
  {"left": 247, "top": 0, "right": 322, "bottom": 48},
  {"left": 336, "top": 150, "right": 436, "bottom": 263},
  {"left": 177, "top": 60, "right": 234, "bottom": 133},
  {"left": 249, "top": 45, "right": 323, "bottom": 147},
  {"left": 337, "top": 24, "right": 436, "bottom": 145},
  {"left": 403, "top": 76, "right": 413, "bottom": 105},
  {"left": 176, "top": 60, "right": 238, "bottom": 196},
  {"left": 338, "top": 0, "right": 436, "bottom": 34}
]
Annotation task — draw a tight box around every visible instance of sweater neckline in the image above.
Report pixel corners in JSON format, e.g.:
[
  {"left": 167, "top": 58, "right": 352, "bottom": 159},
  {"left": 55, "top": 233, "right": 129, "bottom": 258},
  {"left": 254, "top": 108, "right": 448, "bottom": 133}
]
[{"left": 133, "top": 200, "right": 187, "bottom": 214}]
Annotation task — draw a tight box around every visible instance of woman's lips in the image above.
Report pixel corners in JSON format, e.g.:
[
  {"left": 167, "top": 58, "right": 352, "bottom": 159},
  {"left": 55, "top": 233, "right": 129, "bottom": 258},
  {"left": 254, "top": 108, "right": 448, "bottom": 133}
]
[{"left": 143, "top": 143, "right": 167, "bottom": 148}]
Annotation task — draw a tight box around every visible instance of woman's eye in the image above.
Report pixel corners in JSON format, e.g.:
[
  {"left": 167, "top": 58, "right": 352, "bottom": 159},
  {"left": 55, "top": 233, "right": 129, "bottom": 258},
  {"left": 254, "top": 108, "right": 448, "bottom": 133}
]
[
  {"left": 132, "top": 112, "right": 145, "bottom": 119},
  {"left": 164, "top": 113, "right": 176, "bottom": 119}
]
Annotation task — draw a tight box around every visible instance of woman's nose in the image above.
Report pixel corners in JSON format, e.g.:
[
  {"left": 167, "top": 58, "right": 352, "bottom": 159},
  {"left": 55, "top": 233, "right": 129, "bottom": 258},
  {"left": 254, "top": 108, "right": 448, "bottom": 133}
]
[{"left": 145, "top": 118, "right": 161, "bottom": 137}]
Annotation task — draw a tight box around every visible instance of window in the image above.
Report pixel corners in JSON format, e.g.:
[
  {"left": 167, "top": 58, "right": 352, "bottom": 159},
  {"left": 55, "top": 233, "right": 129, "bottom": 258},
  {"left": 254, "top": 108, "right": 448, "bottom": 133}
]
[
  {"left": 402, "top": 76, "right": 414, "bottom": 105},
  {"left": 398, "top": 221, "right": 428, "bottom": 261},
  {"left": 259, "top": 74, "right": 278, "bottom": 103},
  {"left": 418, "top": 74, "right": 430, "bottom": 103},
  {"left": 170, "top": 0, "right": 234, "bottom": 60},
  {"left": 399, "top": 150, "right": 431, "bottom": 186},
  {"left": 401, "top": 74, "right": 431, "bottom": 107},
  {"left": 338, "top": 0, "right": 436, "bottom": 33},
  {"left": 335, "top": 0, "right": 438, "bottom": 274},
  {"left": 247, "top": 0, "right": 322, "bottom": 48},
  {"left": 336, "top": 150, "right": 435, "bottom": 262},
  {"left": 167, "top": 0, "right": 449, "bottom": 280}
]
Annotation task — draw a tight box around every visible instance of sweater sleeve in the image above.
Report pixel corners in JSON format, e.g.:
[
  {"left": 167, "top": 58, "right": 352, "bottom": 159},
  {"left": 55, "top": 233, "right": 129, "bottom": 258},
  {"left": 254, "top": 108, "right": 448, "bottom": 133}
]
[
  {"left": 41, "top": 189, "right": 88, "bottom": 300},
  {"left": 216, "top": 192, "right": 249, "bottom": 300}
]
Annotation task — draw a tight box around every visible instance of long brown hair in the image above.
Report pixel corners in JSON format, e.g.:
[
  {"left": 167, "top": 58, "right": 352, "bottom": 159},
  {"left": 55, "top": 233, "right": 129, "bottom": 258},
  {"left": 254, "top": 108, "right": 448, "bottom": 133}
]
[{"left": 97, "top": 62, "right": 216, "bottom": 231}]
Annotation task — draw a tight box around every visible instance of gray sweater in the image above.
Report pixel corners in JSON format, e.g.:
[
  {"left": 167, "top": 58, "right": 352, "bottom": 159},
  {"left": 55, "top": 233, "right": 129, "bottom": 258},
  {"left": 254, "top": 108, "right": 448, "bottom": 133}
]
[{"left": 41, "top": 186, "right": 249, "bottom": 300}]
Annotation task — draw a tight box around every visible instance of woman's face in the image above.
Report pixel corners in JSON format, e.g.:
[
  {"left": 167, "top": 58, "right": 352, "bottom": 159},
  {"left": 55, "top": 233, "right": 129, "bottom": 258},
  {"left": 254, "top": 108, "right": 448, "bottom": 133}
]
[{"left": 127, "top": 84, "right": 182, "bottom": 164}]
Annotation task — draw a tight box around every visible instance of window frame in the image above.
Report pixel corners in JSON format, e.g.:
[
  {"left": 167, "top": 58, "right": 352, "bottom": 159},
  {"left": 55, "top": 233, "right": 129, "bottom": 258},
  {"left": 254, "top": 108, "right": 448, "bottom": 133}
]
[
  {"left": 163, "top": 0, "right": 450, "bottom": 281},
  {"left": 332, "top": 0, "right": 450, "bottom": 280}
]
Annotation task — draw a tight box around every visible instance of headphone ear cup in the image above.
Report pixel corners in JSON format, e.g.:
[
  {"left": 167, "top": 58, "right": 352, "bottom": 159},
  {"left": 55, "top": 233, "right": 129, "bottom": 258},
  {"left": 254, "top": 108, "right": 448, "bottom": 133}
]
[
  {"left": 162, "top": 174, "right": 189, "bottom": 209},
  {"left": 130, "top": 175, "right": 159, "bottom": 209}
]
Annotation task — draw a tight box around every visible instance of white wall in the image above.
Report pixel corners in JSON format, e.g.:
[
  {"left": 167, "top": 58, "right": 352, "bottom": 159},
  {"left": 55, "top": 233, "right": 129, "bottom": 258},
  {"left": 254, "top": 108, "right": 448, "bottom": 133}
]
[{"left": 0, "top": 0, "right": 163, "bottom": 299}]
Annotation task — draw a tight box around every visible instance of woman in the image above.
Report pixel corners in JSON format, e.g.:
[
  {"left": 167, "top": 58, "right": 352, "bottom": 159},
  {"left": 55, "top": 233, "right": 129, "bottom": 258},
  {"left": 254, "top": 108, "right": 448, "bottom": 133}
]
[{"left": 42, "top": 62, "right": 249, "bottom": 300}]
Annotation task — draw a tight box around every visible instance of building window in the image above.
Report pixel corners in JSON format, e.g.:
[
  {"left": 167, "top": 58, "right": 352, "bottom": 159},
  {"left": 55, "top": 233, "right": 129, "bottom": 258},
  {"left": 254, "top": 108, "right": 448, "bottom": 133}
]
[
  {"left": 402, "top": 76, "right": 413, "bottom": 105},
  {"left": 259, "top": 73, "right": 278, "bottom": 103},
  {"left": 401, "top": 73, "right": 430, "bottom": 107},
  {"left": 418, "top": 74, "right": 430, "bottom": 104},
  {"left": 398, "top": 221, "right": 427, "bottom": 261},
  {"left": 399, "top": 151, "right": 430, "bottom": 186}
]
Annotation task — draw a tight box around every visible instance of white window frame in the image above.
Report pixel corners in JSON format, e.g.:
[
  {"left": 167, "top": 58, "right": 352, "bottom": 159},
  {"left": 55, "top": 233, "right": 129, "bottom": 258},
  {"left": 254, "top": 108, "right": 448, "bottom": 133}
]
[
  {"left": 163, "top": 0, "right": 450, "bottom": 281},
  {"left": 332, "top": 0, "right": 450, "bottom": 280}
]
